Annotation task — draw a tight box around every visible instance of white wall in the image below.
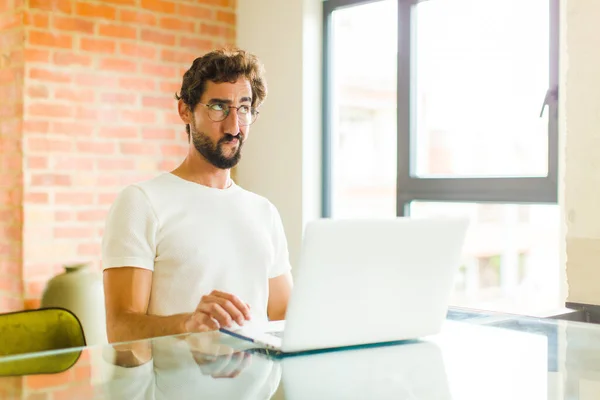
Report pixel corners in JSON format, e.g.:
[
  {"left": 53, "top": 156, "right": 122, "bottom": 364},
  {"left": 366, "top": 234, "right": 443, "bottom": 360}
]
[
  {"left": 236, "top": 0, "right": 322, "bottom": 270},
  {"left": 562, "top": 0, "right": 600, "bottom": 305}
]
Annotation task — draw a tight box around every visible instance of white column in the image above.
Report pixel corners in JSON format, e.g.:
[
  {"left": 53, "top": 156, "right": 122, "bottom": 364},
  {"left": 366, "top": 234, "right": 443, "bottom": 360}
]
[{"left": 236, "top": 0, "right": 323, "bottom": 270}]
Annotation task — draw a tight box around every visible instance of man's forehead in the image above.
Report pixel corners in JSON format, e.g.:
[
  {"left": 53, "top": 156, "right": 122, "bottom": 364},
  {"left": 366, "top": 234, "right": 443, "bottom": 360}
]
[{"left": 204, "top": 78, "right": 252, "bottom": 97}]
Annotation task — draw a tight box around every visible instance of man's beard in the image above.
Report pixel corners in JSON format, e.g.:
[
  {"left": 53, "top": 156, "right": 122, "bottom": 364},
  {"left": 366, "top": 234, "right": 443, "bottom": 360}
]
[{"left": 191, "top": 126, "right": 243, "bottom": 170}]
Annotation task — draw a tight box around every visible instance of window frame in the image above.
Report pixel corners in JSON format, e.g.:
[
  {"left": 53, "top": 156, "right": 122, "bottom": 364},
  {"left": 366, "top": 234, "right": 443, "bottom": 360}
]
[{"left": 322, "top": 0, "right": 560, "bottom": 218}]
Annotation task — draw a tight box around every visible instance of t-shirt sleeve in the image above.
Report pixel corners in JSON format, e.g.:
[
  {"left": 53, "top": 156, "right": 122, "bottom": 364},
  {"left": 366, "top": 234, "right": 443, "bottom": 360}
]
[
  {"left": 268, "top": 202, "right": 292, "bottom": 279},
  {"left": 102, "top": 185, "right": 158, "bottom": 271}
]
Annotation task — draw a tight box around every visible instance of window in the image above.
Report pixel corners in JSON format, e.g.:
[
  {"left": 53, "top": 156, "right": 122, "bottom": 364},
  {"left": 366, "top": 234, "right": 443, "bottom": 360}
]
[{"left": 323, "top": 0, "right": 560, "bottom": 314}]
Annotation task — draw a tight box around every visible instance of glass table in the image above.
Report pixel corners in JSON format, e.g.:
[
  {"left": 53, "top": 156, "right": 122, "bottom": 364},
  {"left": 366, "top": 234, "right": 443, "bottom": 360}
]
[{"left": 0, "top": 307, "right": 598, "bottom": 399}]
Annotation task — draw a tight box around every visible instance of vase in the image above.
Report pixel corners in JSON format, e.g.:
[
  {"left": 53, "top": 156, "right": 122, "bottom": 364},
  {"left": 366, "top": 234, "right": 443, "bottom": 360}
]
[{"left": 40, "top": 263, "right": 107, "bottom": 345}]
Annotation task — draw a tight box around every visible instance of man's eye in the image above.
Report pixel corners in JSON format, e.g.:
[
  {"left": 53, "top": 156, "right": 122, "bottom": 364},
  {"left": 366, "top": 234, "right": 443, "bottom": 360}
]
[
  {"left": 239, "top": 105, "right": 250, "bottom": 114},
  {"left": 210, "top": 103, "right": 225, "bottom": 111}
]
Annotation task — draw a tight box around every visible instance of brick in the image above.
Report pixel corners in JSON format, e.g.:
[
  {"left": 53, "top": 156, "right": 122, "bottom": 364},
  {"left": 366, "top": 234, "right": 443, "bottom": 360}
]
[
  {"left": 27, "top": 103, "right": 73, "bottom": 119},
  {"left": 24, "top": 192, "right": 49, "bottom": 203},
  {"left": 99, "top": 193, "right": 117, "bottom": 205},
  {"left": 120, "top": 142, "right": 157, "bottom": 155},
  {"left": 27, "top": 156, "right": 49, "bottom": 169},
  {"left": 161, "top": 144, "right": 186, "bottom": 157},
  {"left": 31, "top": 174, "right": 71, "bottom": 187},
  {"left": 119, "top": 10, "right": 157, "bottom": 26},
  {"left": 159, "top": 17, "right": 196, "bottom": 33},
  {"left": 54, "top": 226, "right": 95, "bottom": 239},
  {"left": 197, "top": 0, "right": 230, "bottom": 6},
  {"left": 96, "top": 175, "right": 120, "bottom": 186},
  {"left": 24, "top": 298, "right": 41, "bottom": 310},
  {"left": 141, "top": 63, "right": 178, "bottom": 79},
  {"left": 97, "top": 158, "right": 135, "bottom": 170},
  {"left": 77, "top": 243, "right": 102, "bottom": 256},
  {"left": 24, "top": 48, "right": 51, "bottom": 63},
  {"left": 29, "top": 68, "right": 72, "bottom": 83},
  {"left": 74, "top": 74, "right": 119, "bottom": 89},
  {"left": 53, "top": 16, "right": 95, "bottom": 34},
  {"left": 99, "top": 23, "right": 137, "bottom": 39},
  {"left": 103, "top": 0, "right": 136, "bottom": 5},
  {"left": 23, "top": 11, "right": 50, "bottom": 28},
  {"left": 76, "top": 141, "right": 116, "bottom": 154},
  {"left": 141, "top": 0, "right": 176, "bottom": 14},
  {"left": 119, "top": 42, "right": 156, "bottom": 60},
  {"left": 54, "top": 157, "right": 94, "bottom": 170},
  {"left": 53, "top": 384, "right": 95, "bottom": 400},
  {"left": 201, "top": 23, "right": 235, "bottom": 39},
  {"left": 55, "top": 88, "right": 95, "bottom": 102},
  {"left": 28, "top": 30, "right": 73, "bottom": 49},
  {"left": 53, "top": 52, "right": 93, "bottom": 66},
  {"left": 119, "top": 77, "right": 155, "bottom": 91},
  {"left": 25, "top": 280, "right": 48, "bottom": 299},
  {"left": 98, "top": 57, "right": 137, "bottom": 73},
  {"left": 75, "top": 2, "right": 116, "bottom": 19},
  {"left": 159, "top": 81, "right": 180, "bottom": 95},
  {"left": 8, "top": 49, "right": 24, "bottom": 65},
  {"left": 0, "top": 12, "right": 21, "bottom": 30},
  {"left": 120, "top": 110, "right": 156, "bottom": 124},
  {"left": 76, "top": 210, "right": 107, "bottom": 222},
  {"left": 55, "top": 211, "right": 73, "bottom": 221},
  {"left": 177, "top": 4, "right": 213, "bottom": 19},
  {"left": 142, "top": 96, "right": 173, "bottom": 109},
  {"left": 80, "top": 37, "right": 116, "bottom": 54},
  {"left": 142, "top": 128, "right": 176, "bottom": 140},
  {"left": 140, "top": 29, "right": 175, "bottom": 46},
  {"left": 163, "top": 112, "right": 183, "bottom": 125},
  {"left": 179, "top": 36, "right": 212, "bottom": 50},
  {"left": 0, "top": 277, "right": 21, "bottom": 294},
  {"left": 27, "top": 85, "right": 50, "bottom": 99},
  {"left": 50, "top": 121, "right": 93, "bottom": 136},
  {"left": 216, "top": 10, "right": 236, "bottom": 25},
  {"left": 30, "top": 0, "right": 72, "bottom": 14},
  {"left": 100, "top": 92, "right": 137, "bottom": 105},
  {"left": 161, "top": 49, "right": 198, "bottom": 64},
  {"left": 55, "top": 192, "right": 94, "bottom": 205},
  {"left": 23, "top": 120, "right": 49, "bottom": 133},
  {"left": 98, "top": 126, "right": 138, "bottom": 139},
  {"left": 75, "top": 106, "right": 98, "bottom": 120},
  {"left": 27, "top": 137, "right": 72, "bottom": 152}
]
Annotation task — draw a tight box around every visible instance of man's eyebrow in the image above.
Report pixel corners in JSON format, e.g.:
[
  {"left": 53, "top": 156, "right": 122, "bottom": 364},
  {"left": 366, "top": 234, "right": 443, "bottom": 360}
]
[{"left": 207, "top": 97, "right": 253, "bottom": 104}]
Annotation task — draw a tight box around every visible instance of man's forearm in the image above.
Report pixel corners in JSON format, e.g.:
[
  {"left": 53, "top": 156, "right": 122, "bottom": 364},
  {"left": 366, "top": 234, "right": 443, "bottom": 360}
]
[{"left": 107, "top": 312, "right": 192, "bottom": 343}]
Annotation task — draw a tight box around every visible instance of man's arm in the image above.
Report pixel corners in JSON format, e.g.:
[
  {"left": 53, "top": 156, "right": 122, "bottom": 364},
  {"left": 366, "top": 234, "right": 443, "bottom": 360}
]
[
  {"left": 104, "top": 267, "right": 192, "bottom": 343},
  {"left": 104, "top": 267, "right": 252, "bottom": 343},
  {"left": 267, "top": 271, "right": 293, "bottom": 320}
]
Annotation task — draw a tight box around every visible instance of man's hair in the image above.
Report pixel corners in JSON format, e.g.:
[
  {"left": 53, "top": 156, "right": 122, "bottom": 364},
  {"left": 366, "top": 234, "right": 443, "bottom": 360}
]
[{"left": 175, "top": 47, "right": 268, "bottom": 140}]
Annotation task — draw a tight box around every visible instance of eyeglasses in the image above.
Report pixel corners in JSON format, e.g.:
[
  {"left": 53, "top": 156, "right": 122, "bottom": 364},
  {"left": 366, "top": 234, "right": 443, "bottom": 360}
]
[{"left": 198, "top": 103, "right": 259, "bottom": 126}]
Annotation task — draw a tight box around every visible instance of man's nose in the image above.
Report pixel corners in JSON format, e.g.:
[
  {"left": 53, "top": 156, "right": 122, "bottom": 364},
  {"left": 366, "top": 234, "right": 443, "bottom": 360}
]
[{"left": 223, "top": 108, "right": 240, "bottom": 134}]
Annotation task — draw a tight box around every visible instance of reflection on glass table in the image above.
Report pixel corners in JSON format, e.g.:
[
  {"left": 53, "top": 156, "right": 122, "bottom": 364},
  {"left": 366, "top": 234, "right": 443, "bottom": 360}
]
[{"left": 0, "top": 309, "right": 600, "bottom": 399}]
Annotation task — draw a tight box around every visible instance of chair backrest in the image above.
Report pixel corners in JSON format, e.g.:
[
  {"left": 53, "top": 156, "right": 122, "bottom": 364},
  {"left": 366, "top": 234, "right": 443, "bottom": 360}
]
[{"left": 0, "top": 307, "right": 86, "bottom": 376}]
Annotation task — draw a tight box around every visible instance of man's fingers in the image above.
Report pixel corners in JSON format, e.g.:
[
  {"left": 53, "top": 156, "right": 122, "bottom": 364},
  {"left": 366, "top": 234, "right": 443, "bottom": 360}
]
[
  {"left": 197, "top": 302, "right": 233, "bottom": 328},
  {"left": 210, "top": 291, "right": 252, "bottom": 321},
  {"left": 187, "top": 312, "right": 219, "bottom": 332}
]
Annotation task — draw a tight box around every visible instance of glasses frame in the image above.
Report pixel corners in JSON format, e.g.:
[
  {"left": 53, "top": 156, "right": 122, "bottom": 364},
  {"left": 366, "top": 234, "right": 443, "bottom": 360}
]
[{"left": 198, "top": 103, "right": 260, "bottom": 126}]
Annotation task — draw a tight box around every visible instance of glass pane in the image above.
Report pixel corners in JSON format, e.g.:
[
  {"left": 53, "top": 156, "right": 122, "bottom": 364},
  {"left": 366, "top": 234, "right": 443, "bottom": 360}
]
[
  {"left": 413, "top": 0, "right": 549, "bottom": 178},
  {"left": 330, "top": 0, "right": 397, "bottom": 218},
  {"left": 410, "top": 202, "right": 561, "bottom": 315}
]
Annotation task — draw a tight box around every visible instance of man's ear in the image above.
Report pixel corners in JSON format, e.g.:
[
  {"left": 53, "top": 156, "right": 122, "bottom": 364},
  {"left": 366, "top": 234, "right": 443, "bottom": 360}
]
[{"left": 178, "top": 99, "right": 192, "bottom": 124}]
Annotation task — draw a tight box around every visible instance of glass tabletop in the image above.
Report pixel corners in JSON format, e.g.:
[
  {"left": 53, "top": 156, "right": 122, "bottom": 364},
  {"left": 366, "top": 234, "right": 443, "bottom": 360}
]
[{"left": 0, "top": 308, "right": 598, "bottom": 399}]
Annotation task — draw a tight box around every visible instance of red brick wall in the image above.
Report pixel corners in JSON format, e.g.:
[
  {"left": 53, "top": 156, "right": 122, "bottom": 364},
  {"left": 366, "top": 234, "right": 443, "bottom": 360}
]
[
  {"left": 0, "top": 0, "right": 25, "bottom": 313},
  {"left": 0, "top": 0, "right": 236, "bottom": 311}
]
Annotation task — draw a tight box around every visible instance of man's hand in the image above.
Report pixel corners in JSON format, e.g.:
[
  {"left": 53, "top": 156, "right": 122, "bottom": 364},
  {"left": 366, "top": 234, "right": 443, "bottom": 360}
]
[{"left": 184, "top": 290, "right": 252, "bottom": 332}]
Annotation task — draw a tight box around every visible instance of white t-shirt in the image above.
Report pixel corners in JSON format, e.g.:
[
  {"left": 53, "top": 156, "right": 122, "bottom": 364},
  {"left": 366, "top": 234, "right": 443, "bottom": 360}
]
[{"left": 101, "top": 172, "right": 291, "bottom": 322}]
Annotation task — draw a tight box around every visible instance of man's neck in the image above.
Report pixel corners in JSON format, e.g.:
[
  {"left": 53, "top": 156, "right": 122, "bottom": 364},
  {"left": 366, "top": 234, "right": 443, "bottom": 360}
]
[{"left": 171, "top": 155, "right": 232, "bottom": 190}]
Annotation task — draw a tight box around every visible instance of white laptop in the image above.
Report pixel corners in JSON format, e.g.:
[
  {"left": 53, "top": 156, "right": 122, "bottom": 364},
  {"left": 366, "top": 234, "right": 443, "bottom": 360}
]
[{"left": 221, "top": 217, "right": 469, "bottom": 356}]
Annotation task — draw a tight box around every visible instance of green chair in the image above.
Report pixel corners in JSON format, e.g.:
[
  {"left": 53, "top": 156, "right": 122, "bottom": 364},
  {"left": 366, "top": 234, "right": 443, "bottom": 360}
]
[{"left": 0, "top": 307, "right": 86, "bottom": 376}]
